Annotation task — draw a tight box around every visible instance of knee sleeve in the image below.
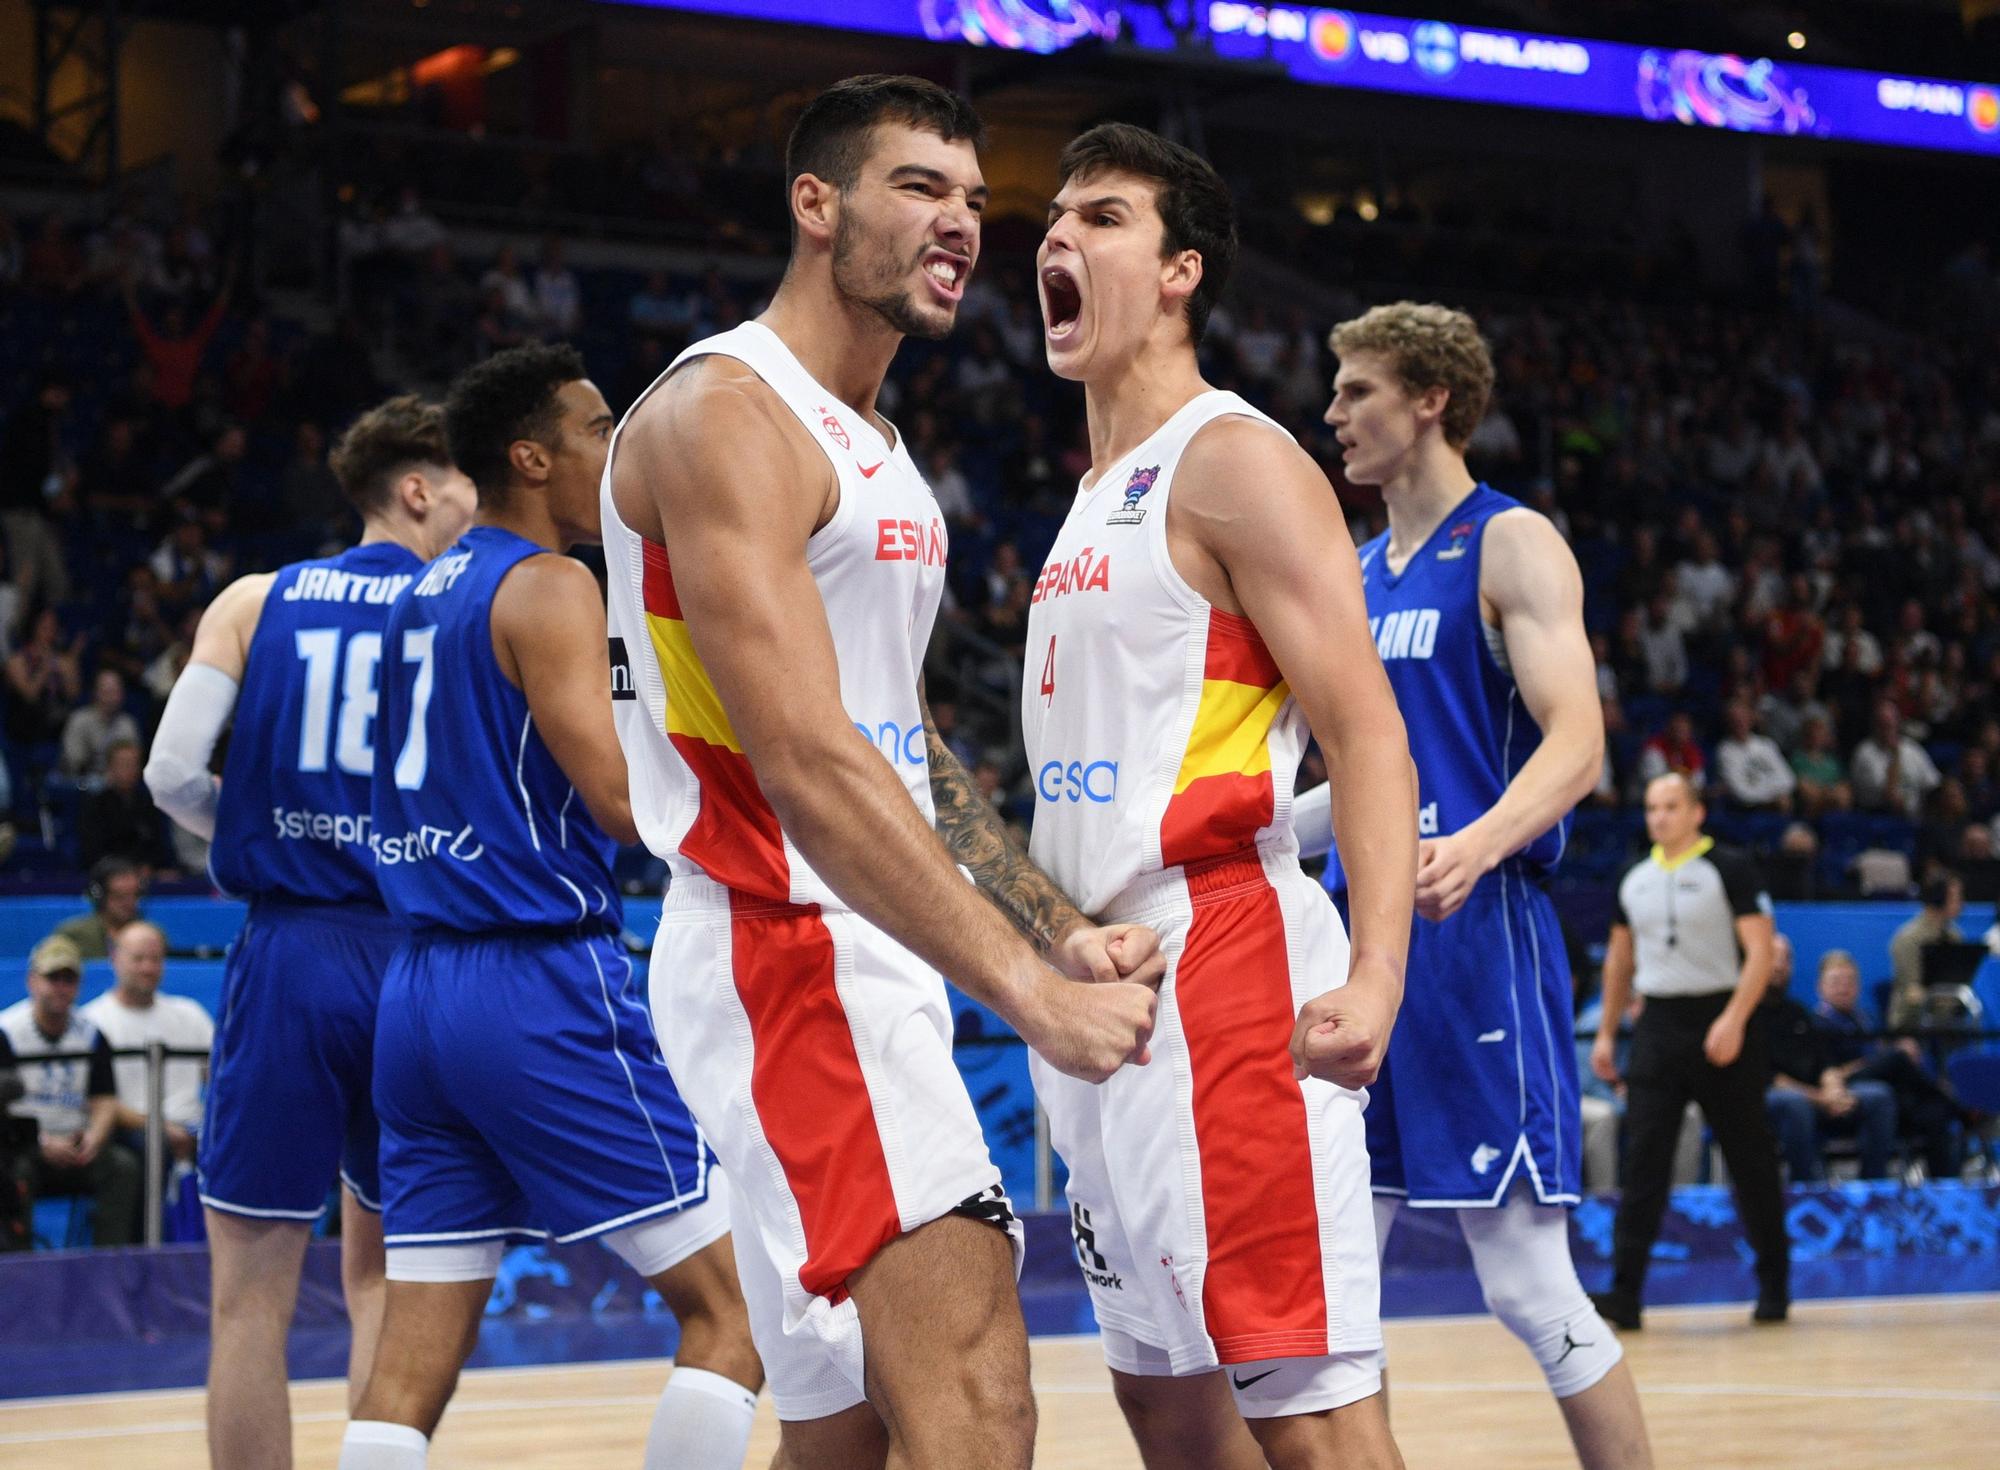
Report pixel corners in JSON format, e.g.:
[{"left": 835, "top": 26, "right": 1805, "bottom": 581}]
[
  {"left": 1458, "top": 1194, "right": 1622, "bottom": 1399},
  {"left": 386, "top": 1239, "right": 504, "bottom": 1283}
]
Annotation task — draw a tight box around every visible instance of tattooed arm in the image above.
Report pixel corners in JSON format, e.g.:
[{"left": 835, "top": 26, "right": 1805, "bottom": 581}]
[
  {"left": 922, "top": 695, "right": 1084, "bottom": 955},
  {"left": 921, "top": 688, "right": 1166, "bottom": 986}
]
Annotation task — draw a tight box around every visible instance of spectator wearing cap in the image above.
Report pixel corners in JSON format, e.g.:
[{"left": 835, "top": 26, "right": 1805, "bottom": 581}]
[
  {"left": 0, "top": 936, "right": 141, "bottom": 1246},
  {"left": 80, "top": 921, "right": 211, "bottom": 1164}
]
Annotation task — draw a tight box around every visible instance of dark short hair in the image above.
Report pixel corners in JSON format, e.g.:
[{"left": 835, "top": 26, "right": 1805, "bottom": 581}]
[
  {"left": 328, "top": 395, "right": 452, "bottom": 517},
  {"left": 785, "top": 74, "right": 985, "bottom": 210},
  {"left": 1056, "top": 122, "right": 1237, "bottom": 346},
  {"left": 444, "top": 343, "right": 587, "bottom": 502}
]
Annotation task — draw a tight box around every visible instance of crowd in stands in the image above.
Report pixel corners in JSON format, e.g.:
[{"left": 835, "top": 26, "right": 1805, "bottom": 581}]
[
  {"left": 3, "top": 182, "right": 2000, "bottom": 902},
  {"left": 3, "top": 175, "right": 1999, "bottom": 1244}
]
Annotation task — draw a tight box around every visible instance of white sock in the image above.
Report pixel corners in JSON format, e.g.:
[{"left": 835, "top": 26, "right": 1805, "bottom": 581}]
[
  {"left": 339, "top": 1419, "right": 429, "bottom": 1470},
  {"left": 645, "top": 1366, "right": 758, "bottom": 1470}
]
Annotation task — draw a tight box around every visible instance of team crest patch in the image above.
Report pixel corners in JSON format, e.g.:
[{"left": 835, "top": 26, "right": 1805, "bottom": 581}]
[
  {"left": 816, "top": 405, "right": 851, "bottom": 451},
  {"left": 1436, "top": 520, "right": 1475, "bottom": 560},
  {"left": 1106, "top": 464, "right": 1160, "bottom": 525}
]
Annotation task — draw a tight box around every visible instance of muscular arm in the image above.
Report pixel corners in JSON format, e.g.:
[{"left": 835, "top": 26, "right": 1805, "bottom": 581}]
[
  {"left": 144, "top": 573, "right": 272, "bottom": 839},
  {"left": 613, "top": 361, "right": 1154, "bottom": 1078},
  {"left": 1174, "top": 420, "right": 1417, "bottom": 1084},
  {"left": 1461, "top": 509, "right": 1604, "bottom": 872},
  {"left": 921, "top": 689, "right": 1083, "bottom": 954},
  {"left": 490, "top": 554, "right": 639, "bottom": 847}
]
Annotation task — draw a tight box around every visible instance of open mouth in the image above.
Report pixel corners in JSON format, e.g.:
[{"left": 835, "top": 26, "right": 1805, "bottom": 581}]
[
  {"left": 922, "top": 251, "right": 968, "bottom": 301},
  {"left": 1041, "top": 266, "right": 1082, "bottom": 341}
]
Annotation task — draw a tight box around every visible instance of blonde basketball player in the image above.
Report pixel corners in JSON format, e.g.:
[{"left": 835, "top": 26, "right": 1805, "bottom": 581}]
[
  {"left": 1025, "top": 122, "right": 1417, "bottom": 1470},
  {"left": 601, "top": 76, "right": 1163, "bottom": 1470}
]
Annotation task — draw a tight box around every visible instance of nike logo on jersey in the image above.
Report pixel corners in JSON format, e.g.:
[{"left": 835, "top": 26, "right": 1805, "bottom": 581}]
[
  {"left": 858, "top": 461, "right": 884, "bottom": 478},
  {"left": 1370, "top": 607, "right": 1441, "bottom": 661},
  {"left": 1232, "top": 1369, "right": 1280, "bottom": 1391}
]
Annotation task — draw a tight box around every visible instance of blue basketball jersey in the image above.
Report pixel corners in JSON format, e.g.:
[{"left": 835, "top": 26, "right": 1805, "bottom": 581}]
[
  {"left": 1324, "top": 484, "right": 1567, "bottom": 893},
  {"left": 371, "top": 525, "right": 620, "bottom": 932},
  {"left": 210, "top": 541, "right": 422, "bottom": 905}
]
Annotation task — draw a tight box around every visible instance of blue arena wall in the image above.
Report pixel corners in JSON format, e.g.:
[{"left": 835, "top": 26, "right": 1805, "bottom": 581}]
[{"left": 4, "top": 1183, "right": 1997, "bottom": 1399}]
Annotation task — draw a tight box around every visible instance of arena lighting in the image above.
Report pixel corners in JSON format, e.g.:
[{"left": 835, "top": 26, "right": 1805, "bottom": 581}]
[
  {"left": 619, "top": 2, "right": 2000, "bottom": 157},
  {"left": 1788, "top": 31, "right": 1807, "bottom": 51}
]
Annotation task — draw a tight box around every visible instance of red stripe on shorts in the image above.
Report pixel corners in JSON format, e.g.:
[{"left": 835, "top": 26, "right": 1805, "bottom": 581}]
[
  {"left": 729, "top": 896, "right": 901, "bottom": 1303},
  {"left": 1176, "top": 858, "right": 1331, "bottom": 1361}
]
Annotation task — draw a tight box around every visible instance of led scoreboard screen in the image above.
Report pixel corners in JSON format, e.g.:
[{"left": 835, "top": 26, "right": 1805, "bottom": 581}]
[{"left": 627, "top": 1, "right": 2000, "bottom": 158}]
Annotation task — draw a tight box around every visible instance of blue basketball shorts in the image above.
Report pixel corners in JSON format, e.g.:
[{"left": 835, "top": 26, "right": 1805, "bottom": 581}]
[
  {"left": 1343, "top": 867, "right": 1583, "bottom": 1207},
  {"left": 374, "top": 926, "right": 715, "bottom": 1249},
  {"left": 199, "top": 899, "right": 401, "bottom": 1220}
]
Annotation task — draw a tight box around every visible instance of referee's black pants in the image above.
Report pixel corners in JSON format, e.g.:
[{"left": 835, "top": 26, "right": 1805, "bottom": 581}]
[{"left": 1611, "top": 992, "right": 1790, "bottom": 1303}]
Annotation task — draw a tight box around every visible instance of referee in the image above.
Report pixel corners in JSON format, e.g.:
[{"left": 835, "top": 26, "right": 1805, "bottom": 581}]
[{"left": 1589, "top": 772, "right": 1789, "bottom": 1329}]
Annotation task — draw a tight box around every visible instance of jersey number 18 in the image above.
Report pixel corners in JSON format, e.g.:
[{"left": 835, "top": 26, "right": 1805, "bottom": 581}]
[{"left": 294, "top": 625, "right": 437, "bottom": 789}]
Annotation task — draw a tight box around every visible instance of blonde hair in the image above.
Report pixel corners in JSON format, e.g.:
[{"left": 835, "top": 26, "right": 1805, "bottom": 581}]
[{"left": 1328, "top": 301, "right": 1495, "bottom": 450}]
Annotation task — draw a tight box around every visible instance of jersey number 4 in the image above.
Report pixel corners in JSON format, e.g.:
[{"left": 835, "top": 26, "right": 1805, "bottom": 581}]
[
  {"left": 294, "top": 626, "right": 436, "bottom": 788},
  {"left": 1040, "top": 636, "right": 1057, "bottom": 706}
]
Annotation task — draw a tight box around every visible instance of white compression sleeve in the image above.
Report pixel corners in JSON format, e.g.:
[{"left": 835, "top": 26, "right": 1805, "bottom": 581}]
[
  {"left": 144, "top": 662, "right": 238, "bottom": 841},
  {"left": 1292, "top": 780, "right": 1335, "bottom": 860},
  {"left": 645, "top": 1367, "right": 758, "bottom": 1470},
  {"left": 1457, "top": 1193, "right": 1623, "bottom": 1399}
]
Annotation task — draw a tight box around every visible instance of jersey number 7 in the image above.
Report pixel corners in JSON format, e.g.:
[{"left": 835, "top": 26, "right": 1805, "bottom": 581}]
[{"left": 293, "top": 625, "right": 436, "bottom": 788}]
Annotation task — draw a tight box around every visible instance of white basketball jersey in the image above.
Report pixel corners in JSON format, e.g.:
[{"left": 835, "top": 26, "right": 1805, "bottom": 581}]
[
  {"left": 1022, "top": 390, "right": 1306, "bottom": 917},
  {"left": 601, "top": 321, "right": 947, "bottom": 909}
]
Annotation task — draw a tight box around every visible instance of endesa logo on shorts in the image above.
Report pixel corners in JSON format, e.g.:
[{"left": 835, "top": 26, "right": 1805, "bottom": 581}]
[
  {"left": 1037, "top": 758, "right": 1119, "bottom": 804},
  {"left": 875, "top": 517, "right": 946, "bottom": 566}
]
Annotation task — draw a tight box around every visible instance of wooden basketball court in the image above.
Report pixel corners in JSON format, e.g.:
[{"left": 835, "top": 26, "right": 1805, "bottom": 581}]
[{"left": 6, "top": 1295, "right": 1994, "bottom": 1468}]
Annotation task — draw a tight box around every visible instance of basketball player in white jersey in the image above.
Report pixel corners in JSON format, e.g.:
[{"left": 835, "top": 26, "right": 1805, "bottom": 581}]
[
  {"left": 601, "top": 76, "right": 1163, "bottom": 1470},
  {"left": 1295, "top": 303, "right": 1653, "bottom": 1468},
  {"left": 1025, "top": 122, "right": 1417, "bottom": 1469}
]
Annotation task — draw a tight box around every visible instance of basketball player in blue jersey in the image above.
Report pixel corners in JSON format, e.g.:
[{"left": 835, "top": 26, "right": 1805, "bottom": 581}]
[
  {"left": 143, "top": 396, "right": 475, "bottom": 1470},
  {"left": 337, "top": 345, "right": 760, "bottom": 1470},
  {"left": 1295, "top": 303, "right": 1653, "bottom": 1468}
]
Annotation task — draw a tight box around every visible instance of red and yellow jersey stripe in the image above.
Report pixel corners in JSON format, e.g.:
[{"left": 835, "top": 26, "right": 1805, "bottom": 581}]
[
  {"left": 1160, "top": 607, "right": 1289, "bottom": 869},
  {"left": 643, "top": 539, "right": 792, "bottom": 899}
]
